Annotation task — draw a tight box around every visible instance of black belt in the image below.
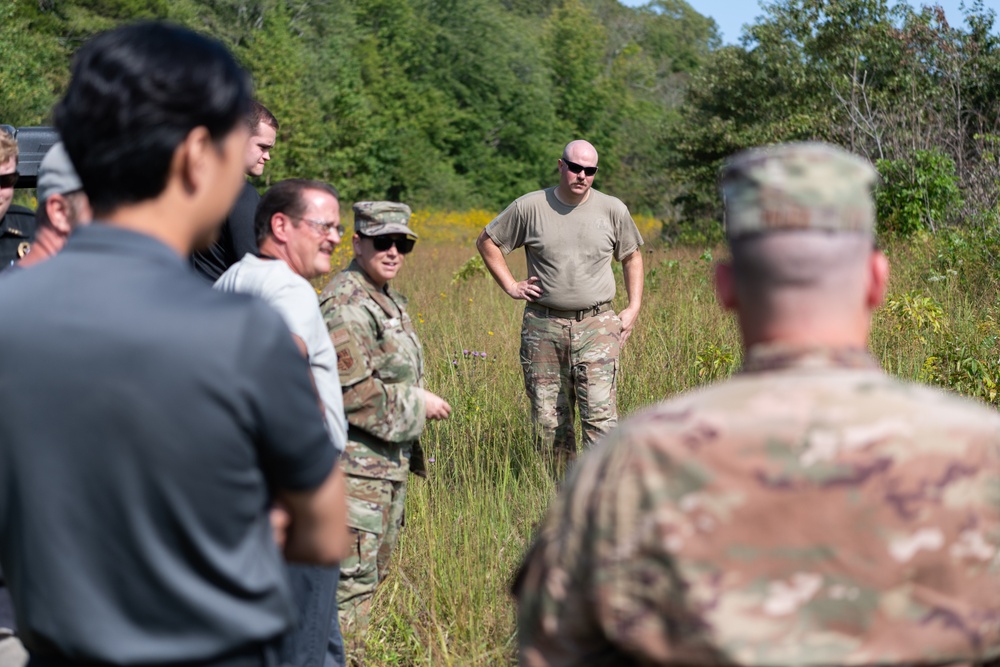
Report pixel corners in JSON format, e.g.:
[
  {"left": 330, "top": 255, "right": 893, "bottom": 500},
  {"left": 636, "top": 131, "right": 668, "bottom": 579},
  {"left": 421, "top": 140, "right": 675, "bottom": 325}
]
[{"left": 526, "top": 301, "right": 613, "bottom": 321}]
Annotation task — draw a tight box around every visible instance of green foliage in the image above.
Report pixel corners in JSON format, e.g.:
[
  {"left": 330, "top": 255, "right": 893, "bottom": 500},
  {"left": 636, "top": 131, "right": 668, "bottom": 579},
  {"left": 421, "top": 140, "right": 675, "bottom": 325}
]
[
  {"left": 451, "top": 255, "right": 488, "bottom": 284},
  {"left": 884, "top": 291, "right": 945, "bottom": 339},
  {"left": 2, "top": 0, "right": 719, "bottom": 217},
  {"left": 920, "top": 330, "right": 1000, "bottom": 406},
  {"left": 875, "top": 150, "right": 964, "bottom": 237},
  {"left": 0, "top": 1, "right": 69, "bottom": 124},
  {"left": 694, "top": 342, "right": 737, "bottom": 380},
  {"left": 669, "top": 0, "right": 1000, "bottom": 237}
]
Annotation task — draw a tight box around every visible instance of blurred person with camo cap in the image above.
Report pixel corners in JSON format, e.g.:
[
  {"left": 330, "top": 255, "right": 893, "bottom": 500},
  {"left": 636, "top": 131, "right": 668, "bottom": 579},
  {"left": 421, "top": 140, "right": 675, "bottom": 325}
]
[
  {"left": 319, "top": 201, "right": 451, "bottom": 664},
  {"left": 0, "top": 128, "right": 35, "bottom": 270},
  {"left": 515, "top": 142, "right": 1000, "bottom": 666}
]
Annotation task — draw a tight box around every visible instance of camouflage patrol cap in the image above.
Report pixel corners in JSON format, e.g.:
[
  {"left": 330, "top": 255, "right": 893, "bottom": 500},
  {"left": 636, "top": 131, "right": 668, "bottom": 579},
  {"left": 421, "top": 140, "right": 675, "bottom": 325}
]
[
  {"left": 352, "top": 201, "right": 418, "bottom": 238},
  {"left": 721, "top": 142, "right": 878, "bottom": 239}
]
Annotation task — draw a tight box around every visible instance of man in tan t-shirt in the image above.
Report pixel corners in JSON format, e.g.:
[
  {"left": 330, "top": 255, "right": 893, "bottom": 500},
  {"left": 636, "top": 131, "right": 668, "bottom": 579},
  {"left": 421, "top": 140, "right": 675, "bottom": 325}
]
[{"left": 476, "top": 139, "right": 644, "bottom": 473}]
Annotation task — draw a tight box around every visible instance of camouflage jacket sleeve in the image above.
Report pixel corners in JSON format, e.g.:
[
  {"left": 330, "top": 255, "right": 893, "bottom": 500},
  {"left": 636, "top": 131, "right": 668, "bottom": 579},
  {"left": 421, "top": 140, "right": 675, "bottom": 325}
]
[
  {"left": 515, "top": 427, "right": 720, "bottom": 667},
  {"left": 325, "top": 301, "right": 426, "bottom": 443}
]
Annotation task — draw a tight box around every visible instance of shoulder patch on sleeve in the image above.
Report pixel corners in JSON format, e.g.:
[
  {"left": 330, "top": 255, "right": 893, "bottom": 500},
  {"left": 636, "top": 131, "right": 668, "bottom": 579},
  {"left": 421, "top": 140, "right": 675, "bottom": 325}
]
[{"left": 330, "top": 325, "right": 368, "bottom": 384}]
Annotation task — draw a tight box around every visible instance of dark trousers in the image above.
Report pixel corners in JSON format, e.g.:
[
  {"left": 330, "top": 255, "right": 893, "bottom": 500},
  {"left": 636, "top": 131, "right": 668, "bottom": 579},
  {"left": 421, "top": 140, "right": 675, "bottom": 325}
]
[{"left": 278, "top": 565, "right": 343, "bottom": 667}]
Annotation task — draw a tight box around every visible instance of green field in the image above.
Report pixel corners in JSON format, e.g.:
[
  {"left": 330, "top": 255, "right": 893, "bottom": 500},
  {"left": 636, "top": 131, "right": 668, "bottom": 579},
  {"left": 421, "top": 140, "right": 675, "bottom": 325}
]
[{"left": 319, "top": 225, "right": 1000, "bottom": 665}]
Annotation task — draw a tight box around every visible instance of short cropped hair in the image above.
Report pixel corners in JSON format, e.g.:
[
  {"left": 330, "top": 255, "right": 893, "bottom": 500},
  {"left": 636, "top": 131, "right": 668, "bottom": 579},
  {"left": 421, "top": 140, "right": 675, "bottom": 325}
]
[
  {"left": 248, "top": 101, "right": 279, "bottom": 133},
  {"left": 35, "top": 191, "right": 88, "bottom": 230},
  {"left": 730, "top": 231, "right": 871, "bottom": 298},
  {"left": 0, "top": 129, "right": 18, "bottom": 166},
  {"left": 255, "top": 179, "right": 340, "bottom": 244},
  {"left": 53, "top": 22, "right": 251, "bottom": 216}
]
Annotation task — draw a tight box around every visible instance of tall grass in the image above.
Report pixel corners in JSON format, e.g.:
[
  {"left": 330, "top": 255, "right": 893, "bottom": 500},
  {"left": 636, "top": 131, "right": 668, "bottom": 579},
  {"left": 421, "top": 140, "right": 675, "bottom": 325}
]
[{"left": 316, "top": 214, "right": 1000, "bottom": 665}]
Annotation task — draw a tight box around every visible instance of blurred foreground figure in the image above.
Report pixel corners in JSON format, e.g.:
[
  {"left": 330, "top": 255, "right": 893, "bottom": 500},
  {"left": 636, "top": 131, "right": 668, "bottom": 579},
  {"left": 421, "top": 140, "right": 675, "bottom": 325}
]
[
  {"left": 0, "top": 141, "right": 93, "bottom": 667},
  {"left": 0, "top": 23, "right": 347, "bottom": 667},
  {"left": 215, "top": 179, "right": 349, "bottom": 667},
  {"left": 0, "top": 129, "right": 35, "bottom": 270},
  {"left": 514, "top": 142, "right": 1000, "bottom": 667},
  {"left": 17, "top": 142, "right": 92, "bottom": 268}
]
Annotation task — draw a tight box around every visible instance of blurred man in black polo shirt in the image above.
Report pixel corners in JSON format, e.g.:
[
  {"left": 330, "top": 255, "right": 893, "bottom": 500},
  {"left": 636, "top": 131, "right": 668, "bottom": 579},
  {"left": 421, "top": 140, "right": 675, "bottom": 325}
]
[{"left": 191, "top": 101, "right": 278, "bottom": 281}]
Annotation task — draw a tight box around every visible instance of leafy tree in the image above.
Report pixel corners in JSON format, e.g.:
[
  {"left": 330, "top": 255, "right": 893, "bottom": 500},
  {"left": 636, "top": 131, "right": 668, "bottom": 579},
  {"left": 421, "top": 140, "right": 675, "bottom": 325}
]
[{"left": 876, "top": 150, "right": 964, "bottom": 236}]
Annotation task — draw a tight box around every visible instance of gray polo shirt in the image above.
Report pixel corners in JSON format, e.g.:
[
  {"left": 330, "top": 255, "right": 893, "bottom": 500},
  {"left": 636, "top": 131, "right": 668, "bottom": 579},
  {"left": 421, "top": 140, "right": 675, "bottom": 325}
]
[{"left": 0, "top": 225, "right": 338, "bottom": 663}]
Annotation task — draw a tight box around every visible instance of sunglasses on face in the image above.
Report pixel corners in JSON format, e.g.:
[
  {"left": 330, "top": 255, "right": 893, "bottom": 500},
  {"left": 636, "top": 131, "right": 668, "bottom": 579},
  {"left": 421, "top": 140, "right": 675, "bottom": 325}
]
[
  {"left": 361, "top": 234, "right": 415, "bottom": 255},
  {"left": 561, "top": 159, "right": 598, "bottom": 177},
  {"left": 0, "top": 172, "right": 19, "bottom": 189}
]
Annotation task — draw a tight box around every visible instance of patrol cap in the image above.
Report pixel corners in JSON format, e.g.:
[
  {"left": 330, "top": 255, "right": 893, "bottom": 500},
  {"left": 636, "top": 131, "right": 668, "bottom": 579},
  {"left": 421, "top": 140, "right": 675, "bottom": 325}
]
[
  {"left": 36, "top": 142, "right": 83, "bottom": 204},
  {"left": 352, "top": 201, "right": 418, "bottom": 238},
  {"left": 721, "top": 142, "right": 878, "bottom": 239}
]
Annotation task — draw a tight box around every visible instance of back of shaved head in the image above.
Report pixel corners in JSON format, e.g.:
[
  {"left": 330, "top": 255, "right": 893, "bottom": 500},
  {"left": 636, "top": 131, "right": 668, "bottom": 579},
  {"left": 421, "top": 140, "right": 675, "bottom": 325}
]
[{"left": 730, "top": 231, "right": 873, "bottom": 326}]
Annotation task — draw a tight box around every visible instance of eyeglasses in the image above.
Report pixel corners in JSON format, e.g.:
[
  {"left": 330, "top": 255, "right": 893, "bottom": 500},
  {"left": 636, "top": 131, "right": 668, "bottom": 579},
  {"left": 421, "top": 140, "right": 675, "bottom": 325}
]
[
  {"left": 295, "top": 217, "right": 344, "bottom": 237},
  {"left": 0, "top": 172, "right": 19, "bottom": 189},
  {"left": 360, "top": 234, "right": 415, "bottom": 255},
  {"left": 561, "top": 159, "right": 598, "bottom": 177}
]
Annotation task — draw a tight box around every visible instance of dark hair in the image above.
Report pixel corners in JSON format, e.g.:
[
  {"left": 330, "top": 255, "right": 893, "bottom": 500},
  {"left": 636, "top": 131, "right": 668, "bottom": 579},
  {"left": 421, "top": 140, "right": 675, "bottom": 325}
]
[
  {"left": 255, "top": 179, "right": 340, "bottom": 243},
  {"left": 54, "top": 22, "right": 251, "bottom": 216},
  {"left": 247, "top": 100, "right": 279, "bottom": 133}
]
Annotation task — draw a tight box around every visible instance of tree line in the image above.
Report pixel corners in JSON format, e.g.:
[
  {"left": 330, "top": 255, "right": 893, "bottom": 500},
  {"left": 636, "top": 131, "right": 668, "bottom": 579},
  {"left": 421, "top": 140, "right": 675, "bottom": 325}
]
[{"left": 1, "top": 0, "right": 997, "bottom": 239}]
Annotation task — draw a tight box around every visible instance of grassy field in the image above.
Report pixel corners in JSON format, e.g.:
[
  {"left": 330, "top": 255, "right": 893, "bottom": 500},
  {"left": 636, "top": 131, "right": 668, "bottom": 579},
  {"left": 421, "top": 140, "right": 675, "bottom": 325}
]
[{"left": 318, "top": 212, "right": 1000, "bottom": 665}]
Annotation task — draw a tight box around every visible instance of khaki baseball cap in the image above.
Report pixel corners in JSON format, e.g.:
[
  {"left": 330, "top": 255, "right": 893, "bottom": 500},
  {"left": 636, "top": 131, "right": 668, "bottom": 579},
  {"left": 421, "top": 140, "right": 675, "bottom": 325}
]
[
  {"left": 352, "top": 201, "right": 418, "bottom": 238},
  {"left": 721, "top": 142, "right": 878, "bottom": 239}
]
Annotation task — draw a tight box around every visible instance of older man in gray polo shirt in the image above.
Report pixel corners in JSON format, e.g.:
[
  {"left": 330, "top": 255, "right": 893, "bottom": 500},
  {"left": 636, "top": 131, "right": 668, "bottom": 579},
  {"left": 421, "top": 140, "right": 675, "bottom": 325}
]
[
  {"left": 0, "top": 23, "right": 347, "bottom": 667},
  {"left": 216, "top": 178, "right": 349, "bottom": 667}
]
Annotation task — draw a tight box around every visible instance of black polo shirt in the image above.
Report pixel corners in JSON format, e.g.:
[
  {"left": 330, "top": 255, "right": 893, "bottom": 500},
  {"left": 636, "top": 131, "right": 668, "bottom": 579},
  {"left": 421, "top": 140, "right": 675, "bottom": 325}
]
[
  {"left": 0, "top": 225, "right": 337, "bottom": 663},
  {"left": 191, "top": 181, "right": 260, "bottom": 281}
]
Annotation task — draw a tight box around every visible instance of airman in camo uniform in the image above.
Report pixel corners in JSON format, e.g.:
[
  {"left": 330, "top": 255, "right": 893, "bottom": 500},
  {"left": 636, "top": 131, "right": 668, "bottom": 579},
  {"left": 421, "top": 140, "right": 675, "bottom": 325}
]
[
  {"left": 477, "top": 140, "right": 644, "bottom": 474},
  {"left": 513, "top": 142, "right": 1000, "bottom": 666},
  {"left": 320, "top": 201, "right": 451, "bottom": 664}
]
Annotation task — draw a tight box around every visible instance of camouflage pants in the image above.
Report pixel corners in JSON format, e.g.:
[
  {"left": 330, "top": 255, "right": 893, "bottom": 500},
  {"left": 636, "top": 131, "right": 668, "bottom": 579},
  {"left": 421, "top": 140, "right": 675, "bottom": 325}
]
[
  {"left": 336, "top": 474, "right": 406, "bottom": 665},
  {"left": 520, "top": 306, "right": 621, "bottom": 467}
]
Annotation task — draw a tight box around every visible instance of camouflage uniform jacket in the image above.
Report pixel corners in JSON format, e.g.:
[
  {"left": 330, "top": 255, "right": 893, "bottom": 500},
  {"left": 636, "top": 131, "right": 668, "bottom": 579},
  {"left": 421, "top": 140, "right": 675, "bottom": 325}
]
[
  {"left": 319, "top": 259, "right": 426, "bottom": 481},
  {"left": 515, "top": 343, "right": 1000, "bottom": 667}
]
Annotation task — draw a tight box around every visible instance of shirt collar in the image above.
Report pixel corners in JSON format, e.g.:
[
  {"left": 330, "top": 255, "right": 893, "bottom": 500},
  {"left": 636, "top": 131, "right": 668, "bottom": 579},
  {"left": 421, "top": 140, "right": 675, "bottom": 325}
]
[
  {"left": 64, "top": 223, "right": 187, "bottom": 269},
  {"left": 740, "top": 342, "right": 880, "bottom": 374},
  {"left": 346, "top": 258, "right": 389, "bottom": 293}
]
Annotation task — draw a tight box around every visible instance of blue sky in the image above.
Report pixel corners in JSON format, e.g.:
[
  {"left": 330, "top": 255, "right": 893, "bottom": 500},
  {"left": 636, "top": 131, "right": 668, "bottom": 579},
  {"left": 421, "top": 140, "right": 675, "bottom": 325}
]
[{"left": 618, "top": 0, "right": 982, "bottom": 45}]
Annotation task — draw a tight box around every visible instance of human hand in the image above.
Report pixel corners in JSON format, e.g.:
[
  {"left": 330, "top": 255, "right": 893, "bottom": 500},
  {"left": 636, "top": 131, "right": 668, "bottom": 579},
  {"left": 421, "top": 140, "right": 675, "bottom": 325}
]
[
  {"left": 424, "top": 389, "right": 452, "bottom": 420},
  {"left": 618, "top": 306, "right": 640, "bottom": 348},
  {"left": 506, "top": 276, "right": 543, "bottom": 301},
  {"left": 270, "top": 501, "right": 291, "bottom": 550}
]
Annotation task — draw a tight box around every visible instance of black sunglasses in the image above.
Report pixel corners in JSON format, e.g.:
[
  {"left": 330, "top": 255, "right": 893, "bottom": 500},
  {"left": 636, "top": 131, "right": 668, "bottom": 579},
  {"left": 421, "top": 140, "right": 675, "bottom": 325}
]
[
  {"left": 561, "top": 159, "right": 598, "bottom": 177},
  {"left": 361, "top": 234, "right": 415, "bottom": 255},
  {"left": 0, "top": 172, "right": 19, "bottom": 189}
]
